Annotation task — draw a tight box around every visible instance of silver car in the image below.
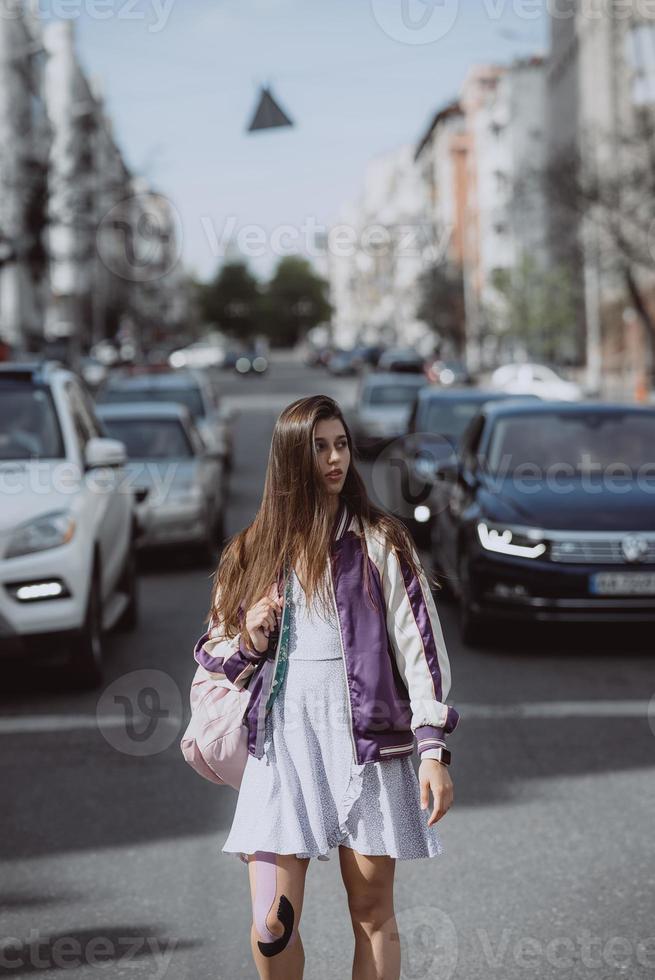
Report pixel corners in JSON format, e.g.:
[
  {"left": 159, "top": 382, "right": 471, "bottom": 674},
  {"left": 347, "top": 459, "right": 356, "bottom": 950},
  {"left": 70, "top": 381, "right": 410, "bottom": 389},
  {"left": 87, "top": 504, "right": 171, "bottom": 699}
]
[
  {"left": 96, "top": 402, "right": 226, "bottom": 563},
  {"left": 353, "top": 372, "right": 428, "bottom": 457},
  {"left": 97, "top": 367, "right": 235, "bottom": 471}
]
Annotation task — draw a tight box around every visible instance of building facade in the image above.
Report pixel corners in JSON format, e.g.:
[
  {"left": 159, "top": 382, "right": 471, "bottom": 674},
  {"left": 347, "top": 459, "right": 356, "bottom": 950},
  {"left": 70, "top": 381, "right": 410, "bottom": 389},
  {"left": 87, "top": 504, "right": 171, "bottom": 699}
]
[
  {"left": 546, "top": 1, "right": 655, "bottom": 388},
  {"left": 0, "top": 0, "right": 50, "bottom": 354},
  {"left": 329, "top": 144, "right": 433, "bottom": 350}
]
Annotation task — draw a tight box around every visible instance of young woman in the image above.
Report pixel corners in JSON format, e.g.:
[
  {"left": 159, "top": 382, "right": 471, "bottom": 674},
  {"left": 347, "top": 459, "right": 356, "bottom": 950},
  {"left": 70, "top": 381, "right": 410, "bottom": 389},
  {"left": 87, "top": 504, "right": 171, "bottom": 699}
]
[{"left": 193, "top": 394, "right": 460, "bottom": 980}]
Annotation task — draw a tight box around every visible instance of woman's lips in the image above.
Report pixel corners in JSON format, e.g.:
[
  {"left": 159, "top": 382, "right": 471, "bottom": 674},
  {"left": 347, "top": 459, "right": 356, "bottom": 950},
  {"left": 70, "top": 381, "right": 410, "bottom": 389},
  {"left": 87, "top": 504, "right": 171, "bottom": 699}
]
[{"left": 326, "top": 471, "right": 343, "bottom": 480}]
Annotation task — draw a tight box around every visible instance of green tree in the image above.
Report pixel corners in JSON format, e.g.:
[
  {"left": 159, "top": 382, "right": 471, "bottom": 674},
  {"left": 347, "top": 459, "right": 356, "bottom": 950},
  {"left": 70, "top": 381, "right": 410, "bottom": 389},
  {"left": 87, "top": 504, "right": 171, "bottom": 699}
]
[
  {"left": 489, "top": 255, "right": 578, "bottom": 364},
  {"left": 262, "top": 256, "right": 332, "bottom": 348},
  {"left": 199, "top": 260, "right": 261, "bottom": 340},
  {"left": 416, "top": 261, "right": 466, "bottom": 355}
]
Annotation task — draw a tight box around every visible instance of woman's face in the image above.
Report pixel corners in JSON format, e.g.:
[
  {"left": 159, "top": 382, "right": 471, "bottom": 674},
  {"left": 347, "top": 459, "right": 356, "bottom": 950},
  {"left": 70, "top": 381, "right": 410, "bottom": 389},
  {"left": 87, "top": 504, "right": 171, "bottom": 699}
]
[{"left": 313, "top": 417, "right": 350, "bottom": 496}]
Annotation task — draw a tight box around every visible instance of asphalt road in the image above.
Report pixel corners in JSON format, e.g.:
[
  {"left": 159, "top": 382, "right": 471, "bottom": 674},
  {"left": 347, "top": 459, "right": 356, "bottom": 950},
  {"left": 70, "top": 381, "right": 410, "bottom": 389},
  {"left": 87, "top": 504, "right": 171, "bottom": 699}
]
[{"left": 2, "top": 355, "right": 654, "bottom": 980}]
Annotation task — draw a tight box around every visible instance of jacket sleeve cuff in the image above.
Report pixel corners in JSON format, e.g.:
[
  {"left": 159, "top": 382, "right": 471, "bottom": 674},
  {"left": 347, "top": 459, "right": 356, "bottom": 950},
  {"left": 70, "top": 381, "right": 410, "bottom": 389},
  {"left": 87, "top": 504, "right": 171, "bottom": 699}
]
[
  {"left": 414, "top": 713, "right": 459, "bottom": 755},
  {"left": 221, "top": 634, "right": 263, "bottom": 686},
  {"left": 193, "top": 630, "right": 261, "bottom": 690}
]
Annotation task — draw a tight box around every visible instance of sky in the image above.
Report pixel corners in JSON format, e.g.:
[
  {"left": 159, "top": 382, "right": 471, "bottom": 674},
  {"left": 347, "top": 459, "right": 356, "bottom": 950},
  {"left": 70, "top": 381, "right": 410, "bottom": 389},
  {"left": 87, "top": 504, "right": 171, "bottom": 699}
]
[{"left": 65, "top": 0, "right": 549, "bottom": 282}]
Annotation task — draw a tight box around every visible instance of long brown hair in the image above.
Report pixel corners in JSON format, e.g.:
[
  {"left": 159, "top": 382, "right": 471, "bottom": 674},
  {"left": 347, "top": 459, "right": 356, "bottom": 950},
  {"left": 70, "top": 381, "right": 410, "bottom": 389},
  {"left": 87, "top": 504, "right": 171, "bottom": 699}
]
[{"left": 206, "top": 394, "right": 435, "bottom": 647}]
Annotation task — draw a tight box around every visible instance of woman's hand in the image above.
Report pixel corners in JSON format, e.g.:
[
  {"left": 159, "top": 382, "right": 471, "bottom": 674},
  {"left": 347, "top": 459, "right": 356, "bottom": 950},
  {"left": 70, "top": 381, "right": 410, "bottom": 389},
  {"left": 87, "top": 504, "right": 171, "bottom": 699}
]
[
  {"left": 244, "top": 594, "right": 282, "bottom": 654},
  {"left": 419, "top": 759, "right": 453, "bottom": 826}
]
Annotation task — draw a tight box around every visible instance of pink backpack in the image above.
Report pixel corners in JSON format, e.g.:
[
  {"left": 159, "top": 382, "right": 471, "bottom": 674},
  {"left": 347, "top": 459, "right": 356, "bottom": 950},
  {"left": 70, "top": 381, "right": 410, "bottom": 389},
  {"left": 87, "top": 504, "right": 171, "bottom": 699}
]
[{"left": 179, "top": 664, "right": 250, "bottom": 789}]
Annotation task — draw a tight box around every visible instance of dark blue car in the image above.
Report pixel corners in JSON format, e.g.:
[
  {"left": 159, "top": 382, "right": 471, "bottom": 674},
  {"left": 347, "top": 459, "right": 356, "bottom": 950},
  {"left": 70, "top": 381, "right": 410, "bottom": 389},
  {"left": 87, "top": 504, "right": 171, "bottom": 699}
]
[
  {"left": 430, "top": 401, "right": 655, "bottom": 642},
  {"left": 393, "top": 387, "right": 538, "bottom": 546}
]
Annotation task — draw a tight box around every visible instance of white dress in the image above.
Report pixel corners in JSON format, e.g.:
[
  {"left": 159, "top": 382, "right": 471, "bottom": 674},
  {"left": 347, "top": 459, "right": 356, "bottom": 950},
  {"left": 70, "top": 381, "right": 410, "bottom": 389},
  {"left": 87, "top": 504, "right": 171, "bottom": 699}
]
[{"left": 221, "top": 567, "right": 444, "bottom": 863}]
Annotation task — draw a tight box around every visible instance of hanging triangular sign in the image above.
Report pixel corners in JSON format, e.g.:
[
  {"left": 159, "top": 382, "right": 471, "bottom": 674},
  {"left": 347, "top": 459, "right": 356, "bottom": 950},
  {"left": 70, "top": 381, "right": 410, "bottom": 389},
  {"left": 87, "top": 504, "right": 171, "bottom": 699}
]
[{"left": 247, "top": 86, "right": 294, "bottom": 132}]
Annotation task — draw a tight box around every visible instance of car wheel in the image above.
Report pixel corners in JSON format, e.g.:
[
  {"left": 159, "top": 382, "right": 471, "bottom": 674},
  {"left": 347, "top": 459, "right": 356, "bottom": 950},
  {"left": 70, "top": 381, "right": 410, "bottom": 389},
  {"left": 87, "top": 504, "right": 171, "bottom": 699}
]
[
  {"left": 458, "top": 554, "right": 486, "bottom": 646},
  {"left": 69, "top": 563, "right": 104, "bottom": 689},
  {"left": 116, "top": 540, "right": 139, "bottom": 632}
]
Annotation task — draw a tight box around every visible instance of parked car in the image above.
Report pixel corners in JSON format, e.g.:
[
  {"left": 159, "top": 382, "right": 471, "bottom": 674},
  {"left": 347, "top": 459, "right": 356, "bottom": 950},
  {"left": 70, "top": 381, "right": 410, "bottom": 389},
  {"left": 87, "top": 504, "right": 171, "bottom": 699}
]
[
  {"left": 234, "top": 351, "right": 269, "bottom": 375},
  {"left": 96, "top": 367, "right": 234, "bottom": 471},
  {"left": 425, "top": 358, "right": 474, "bottom": 387},
  {"left": 79, "top": 356, "right": 109, "bottom": 392},
  {"left": 327, "top": 347, "right": 361, "bottom": 376},
  {"left": 377, "top": 347, "right": 426, "bottom": 374},
  {"left": 0, "top": 361, "right": 138, "bottom": 687},
  {"left": 169, "top": 340, "right": 226, "bottom": 370},
  {"left": 393, "top": 388, "right": 538, "bottom": 546},
  {"left": 97, "top": 402, "right": 226, "bottom": 563},
  {"left": 352, "top": 372, "right": 428, "bottom": 456},
  {"left": 489, "top": 362, "right": 582, "bottom": 401},
  {"left": 351, "top": 344, "right": 386, "bottom": 370},
  {"left": 430, "top": 401, "right": 655, "bottom": 642}
]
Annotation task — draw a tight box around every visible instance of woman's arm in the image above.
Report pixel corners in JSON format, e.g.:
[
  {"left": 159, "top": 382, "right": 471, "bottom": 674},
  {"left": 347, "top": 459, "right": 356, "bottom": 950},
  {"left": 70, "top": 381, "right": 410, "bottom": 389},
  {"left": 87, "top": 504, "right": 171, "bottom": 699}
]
[
  {"left": 193, "top": 609, "right": 262, "bottom": 690},
  {"left": 380, "top": 535, "right": 460, "bottom": 757},
  {"left": 193, "top": 588, "right": 281, "bottom": 690}
]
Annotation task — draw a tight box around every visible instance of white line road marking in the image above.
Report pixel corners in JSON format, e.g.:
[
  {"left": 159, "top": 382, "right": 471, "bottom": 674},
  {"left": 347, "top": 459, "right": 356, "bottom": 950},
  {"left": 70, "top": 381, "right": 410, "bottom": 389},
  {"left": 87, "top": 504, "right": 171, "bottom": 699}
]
[
  {"left": 0, "top": 701, "right": 651, "bottom": 736},
  {"left": 456, "top": 701, "right": 653, "bottom": 719},
  {"left": 0, "top": 714, "right": 183, "bottom": 734}
]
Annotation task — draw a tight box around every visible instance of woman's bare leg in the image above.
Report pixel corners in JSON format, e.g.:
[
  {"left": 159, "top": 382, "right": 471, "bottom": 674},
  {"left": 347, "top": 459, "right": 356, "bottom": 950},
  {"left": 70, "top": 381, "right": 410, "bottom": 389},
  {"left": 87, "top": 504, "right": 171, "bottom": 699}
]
[
  {"left": 246, "top": 851, "right": 310, "bottom": 980},
  {"left": 339, "top": 846, "right": 399, "bottom": 980}
]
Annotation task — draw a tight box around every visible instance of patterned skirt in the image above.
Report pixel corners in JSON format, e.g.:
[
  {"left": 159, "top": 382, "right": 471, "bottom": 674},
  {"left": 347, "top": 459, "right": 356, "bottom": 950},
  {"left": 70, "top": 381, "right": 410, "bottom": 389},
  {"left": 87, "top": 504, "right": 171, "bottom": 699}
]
[{"left": 221, "top": 655, "right": 445, "bottom": 863}]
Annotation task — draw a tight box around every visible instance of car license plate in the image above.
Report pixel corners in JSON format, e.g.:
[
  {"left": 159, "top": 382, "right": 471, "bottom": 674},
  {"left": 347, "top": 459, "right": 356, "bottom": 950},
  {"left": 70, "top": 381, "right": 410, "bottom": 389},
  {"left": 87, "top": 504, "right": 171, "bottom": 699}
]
[{"left": 590, "top": 572, "right": 655, "bottom": 596}]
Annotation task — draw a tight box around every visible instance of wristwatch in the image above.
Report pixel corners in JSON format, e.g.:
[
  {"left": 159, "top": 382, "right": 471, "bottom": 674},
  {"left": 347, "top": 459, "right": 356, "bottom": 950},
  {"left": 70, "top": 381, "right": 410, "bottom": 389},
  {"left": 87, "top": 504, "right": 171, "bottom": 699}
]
[{"left": 421, "top": 745, "right": 451, "bottom": 767}]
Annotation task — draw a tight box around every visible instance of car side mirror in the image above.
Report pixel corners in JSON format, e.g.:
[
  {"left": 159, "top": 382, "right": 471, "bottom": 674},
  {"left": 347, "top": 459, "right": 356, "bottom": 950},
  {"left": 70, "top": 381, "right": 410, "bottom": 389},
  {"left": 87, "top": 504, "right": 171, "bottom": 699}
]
[{"left": 85, "top": 437, "right": 127, "bottom": 469}]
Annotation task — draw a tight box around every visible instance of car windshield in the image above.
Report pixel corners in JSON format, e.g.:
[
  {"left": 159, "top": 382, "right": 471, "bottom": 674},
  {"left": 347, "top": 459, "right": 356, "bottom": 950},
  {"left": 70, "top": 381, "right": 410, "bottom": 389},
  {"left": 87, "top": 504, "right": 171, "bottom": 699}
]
[
  {"left": 486, "top": 412, "right": 655, "bottom": 474},
  {"left": 100, "top": 418, "right": 194, "bottom": 459},
  {"left": 365, "top": 383, "right": 424, "bottom": 406},
  {"left": 99, "top": 386, "right": 205, "bottom": 418},
  {"left": 420, "top": 399, "right": 485, "bottom": 440},
  {"left": 0, "top": 383, "right": 65, "bottom": 460}
]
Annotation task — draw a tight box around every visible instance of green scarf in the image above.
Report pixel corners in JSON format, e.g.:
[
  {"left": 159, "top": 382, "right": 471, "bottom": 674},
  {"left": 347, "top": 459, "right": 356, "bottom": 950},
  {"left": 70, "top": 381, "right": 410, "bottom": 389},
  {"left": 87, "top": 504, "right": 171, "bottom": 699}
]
[{"left": 265, "top": 561, "right": 292, "bottom": 711}]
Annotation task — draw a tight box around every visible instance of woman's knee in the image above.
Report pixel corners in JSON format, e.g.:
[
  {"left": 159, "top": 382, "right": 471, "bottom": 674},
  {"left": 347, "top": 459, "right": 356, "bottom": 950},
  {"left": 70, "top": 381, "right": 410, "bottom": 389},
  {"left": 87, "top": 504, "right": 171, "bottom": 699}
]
[
  {"left": 340, "top": 850, "right": 395, "bottom": 931},
  {"left": 347, "top": 884, "right": 393, "bottom": 930},
  {"left": 249, "top": 852, "right": 307, "bottom": 957}
]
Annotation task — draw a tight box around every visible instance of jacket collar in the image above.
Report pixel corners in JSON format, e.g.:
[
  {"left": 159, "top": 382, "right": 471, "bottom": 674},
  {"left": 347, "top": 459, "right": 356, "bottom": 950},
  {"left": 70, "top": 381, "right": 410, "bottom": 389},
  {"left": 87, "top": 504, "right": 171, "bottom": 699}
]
[{"left": 331, "top": 495, "right": 350, "bottom": 543}]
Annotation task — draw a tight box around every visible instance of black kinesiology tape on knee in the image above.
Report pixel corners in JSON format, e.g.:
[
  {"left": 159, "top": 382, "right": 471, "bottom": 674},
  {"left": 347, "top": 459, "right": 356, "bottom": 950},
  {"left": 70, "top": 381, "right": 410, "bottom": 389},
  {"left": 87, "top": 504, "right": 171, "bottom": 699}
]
[{"left": 257, "top": 894, "right": 295, "bottom": 958}]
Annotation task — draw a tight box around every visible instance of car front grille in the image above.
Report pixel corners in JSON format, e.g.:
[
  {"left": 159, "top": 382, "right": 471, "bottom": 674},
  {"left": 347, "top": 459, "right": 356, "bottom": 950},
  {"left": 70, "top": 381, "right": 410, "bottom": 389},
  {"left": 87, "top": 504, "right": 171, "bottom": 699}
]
[{"left": 549, "top": 535, "right": 655, "bottom": 564}]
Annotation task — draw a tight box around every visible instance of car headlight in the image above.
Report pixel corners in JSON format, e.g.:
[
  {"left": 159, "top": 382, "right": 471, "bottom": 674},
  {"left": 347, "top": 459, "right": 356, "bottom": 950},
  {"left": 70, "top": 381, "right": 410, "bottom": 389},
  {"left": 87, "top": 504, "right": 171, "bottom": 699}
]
[
  {"left": 476, "top": 522, "right": 547, "bottom": 559},
  {"left": 6, "top": 511, "right": 76, "bottom": 559},
  {"left": 412, "top": 455, "right": 437, "bottom": 479}
]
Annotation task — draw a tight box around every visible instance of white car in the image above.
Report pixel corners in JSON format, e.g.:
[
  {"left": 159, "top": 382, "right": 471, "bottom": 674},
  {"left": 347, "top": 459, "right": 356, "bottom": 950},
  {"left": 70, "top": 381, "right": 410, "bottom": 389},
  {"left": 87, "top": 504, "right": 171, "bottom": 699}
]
[
  {"left": 96, "top": 401, "right": 226, "bottom": 562},
  {"left": 0, "top": 362, "right": 138, "bottom": 687},
  {"left": 168, "top": 340, "right": 226, "bottom": 370},
  {"left": 489, "top": 363, "right": 582, "bottom": 401}
]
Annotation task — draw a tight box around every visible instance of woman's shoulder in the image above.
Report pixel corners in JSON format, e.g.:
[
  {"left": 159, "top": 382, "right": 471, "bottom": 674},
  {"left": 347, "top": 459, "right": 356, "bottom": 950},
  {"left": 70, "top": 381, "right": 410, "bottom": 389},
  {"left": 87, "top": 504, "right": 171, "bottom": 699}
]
[
  {"left": 360, "top": 513, "right": 415, "bottom": 561},
  {"left": 358, "top": 516, "right": 392, "bottom": 557}
]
